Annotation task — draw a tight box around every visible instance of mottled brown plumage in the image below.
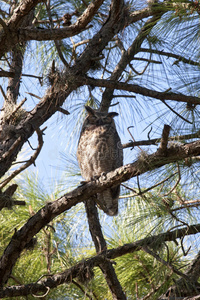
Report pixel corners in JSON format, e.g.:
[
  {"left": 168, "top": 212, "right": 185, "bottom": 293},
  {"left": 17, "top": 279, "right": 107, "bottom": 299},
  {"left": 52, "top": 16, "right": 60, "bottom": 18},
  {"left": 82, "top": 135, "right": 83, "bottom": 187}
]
[{"left": 77, "top": 106, "right": 123, "bottom": 216}]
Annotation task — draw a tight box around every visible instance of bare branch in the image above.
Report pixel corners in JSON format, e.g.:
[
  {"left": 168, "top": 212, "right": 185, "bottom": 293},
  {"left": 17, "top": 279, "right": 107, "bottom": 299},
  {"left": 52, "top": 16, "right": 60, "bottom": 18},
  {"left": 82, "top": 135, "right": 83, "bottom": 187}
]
[
  {"left": 0, "top": 70, "right": 15, "bottom": 77},
  {"left": 0, "top": 184, "right": 26, "bottom": 210},
  {"left": 57, "top": 107, "right": 70, "bottom": 115},
  {"left": 140, "top": 48, "right": 200, "bottom": 67},
  {"left": 159, "top": 124, "right": 171, "bottom": 154},
  {"left": 122, "top": 130, "right": 200, "bottom": 149},
  {"left": 0, "top": 128, "right": 45, "bottom": 189},
  {"left": 0, "top": 85, "right": 7, "bottom": 101},
  {"left": 162, "top": 100, "right": 193, "bottom": 124}
]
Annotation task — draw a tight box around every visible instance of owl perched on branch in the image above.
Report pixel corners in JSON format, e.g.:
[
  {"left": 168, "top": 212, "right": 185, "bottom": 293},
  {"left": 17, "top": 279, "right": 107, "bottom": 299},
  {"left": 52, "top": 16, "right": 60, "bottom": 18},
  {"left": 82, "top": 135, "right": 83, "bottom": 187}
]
[{"left": 77, "top": 106, "right": 123, "bottom": 216}]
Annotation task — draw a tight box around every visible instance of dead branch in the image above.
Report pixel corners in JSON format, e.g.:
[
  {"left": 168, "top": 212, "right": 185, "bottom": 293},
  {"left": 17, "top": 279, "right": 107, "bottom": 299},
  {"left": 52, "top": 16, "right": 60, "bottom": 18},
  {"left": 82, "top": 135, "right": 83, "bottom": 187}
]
[
  {"left": 57, "top": 107, "right": 70, "bottom": 115},
  {"left": 159, "top": 124, "right": 171, "bottom": 154},
  {"left": 0, "top": 85, "right": 7, "bottom": 101},
  {"left": 0, "top": 184, "right": 26, "bottom": 210},
  {"left": 26, "top": 92, "right": 42, "bottom": 100},
  {"left": 0, "top": 128, "right": 45, "bottom": 189},
  {"left": 161, "top": 100, "right": 192, "bottom": 124},
  {"left": 0, "top": 70, "right": 15, "bottom": 77}
]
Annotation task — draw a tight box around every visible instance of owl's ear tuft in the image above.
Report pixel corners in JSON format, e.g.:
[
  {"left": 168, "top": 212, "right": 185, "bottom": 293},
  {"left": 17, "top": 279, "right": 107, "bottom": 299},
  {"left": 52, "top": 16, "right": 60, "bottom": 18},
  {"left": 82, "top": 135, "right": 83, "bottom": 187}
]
[
  {"left": 108, "top": 112, "right": 118, "bottom": 118},
  {"left": 85, "top": 106, "right": 95, "bottom": 116}
]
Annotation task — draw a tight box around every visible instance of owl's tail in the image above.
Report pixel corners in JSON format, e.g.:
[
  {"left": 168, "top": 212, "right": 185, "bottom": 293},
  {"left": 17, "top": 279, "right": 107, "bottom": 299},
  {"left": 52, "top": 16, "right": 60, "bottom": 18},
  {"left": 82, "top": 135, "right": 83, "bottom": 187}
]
[{"left": 97, "top": 185, "right": 120, "bottom": 216}]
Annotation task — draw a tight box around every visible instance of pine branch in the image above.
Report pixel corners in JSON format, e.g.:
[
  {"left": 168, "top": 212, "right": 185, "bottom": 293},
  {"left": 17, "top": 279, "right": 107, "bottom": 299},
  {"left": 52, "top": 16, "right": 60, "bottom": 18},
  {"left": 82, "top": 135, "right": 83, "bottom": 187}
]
[{"left": 1, "top": 223, "right": 200, "bottom": 298}]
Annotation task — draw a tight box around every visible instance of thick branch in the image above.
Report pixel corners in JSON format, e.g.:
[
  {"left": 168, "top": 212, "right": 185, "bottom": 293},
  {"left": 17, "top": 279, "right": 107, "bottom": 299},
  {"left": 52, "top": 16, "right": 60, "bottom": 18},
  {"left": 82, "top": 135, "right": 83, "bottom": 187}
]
[
  {"left": 1, "top": 223, "right": 200, "bottom": 298},
  {"left": 1, "top": 139, "right": 200, "bottom": 285}
]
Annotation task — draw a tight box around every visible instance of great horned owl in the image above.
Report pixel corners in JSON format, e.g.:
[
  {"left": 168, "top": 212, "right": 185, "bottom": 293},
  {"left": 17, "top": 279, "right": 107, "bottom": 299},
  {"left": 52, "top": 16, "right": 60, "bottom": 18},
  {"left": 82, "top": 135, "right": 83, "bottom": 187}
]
[{"left": 77, "top": 106, "right": 123, "bottom": 216}]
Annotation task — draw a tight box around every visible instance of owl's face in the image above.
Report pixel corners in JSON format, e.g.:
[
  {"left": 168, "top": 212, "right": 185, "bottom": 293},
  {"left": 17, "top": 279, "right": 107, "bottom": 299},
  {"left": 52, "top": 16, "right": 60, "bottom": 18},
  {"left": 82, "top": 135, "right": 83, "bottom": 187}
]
[{"left": 84, "top": 106, "right": 118, "bottom": 127}]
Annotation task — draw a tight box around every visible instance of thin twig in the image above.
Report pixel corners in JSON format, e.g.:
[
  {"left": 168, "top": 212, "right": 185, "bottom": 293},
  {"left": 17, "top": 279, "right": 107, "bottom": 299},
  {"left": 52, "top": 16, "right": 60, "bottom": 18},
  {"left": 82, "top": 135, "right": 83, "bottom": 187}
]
[
  {"left": 162, "top": 100, "right": 193, "bottom": 124},
  {"left": 127, "top": 126, "right": 142, "bottom": 150},
  {"left": 72, "top": 280, "right": 94, "bottom": 300},
  {"left": 26, "top": 92, "right": 42, "bottom": 100},
  {"left": 141, "top": 272, "right": 173, "bottom": 300},
  {"left": 0, "top": 85, "right": 7, "bottom": 101},
  {"left": 180, "top": 236, "right": 191, "bottom": 256},
  {"left": 140, "top": 47, "right": 200, "bottom": 67},
  {"left": 0, "top": 128, "right": 45, "bottom": 189},
  {"left": 57, "top": 107, "right": 70, "bottom": 115}
]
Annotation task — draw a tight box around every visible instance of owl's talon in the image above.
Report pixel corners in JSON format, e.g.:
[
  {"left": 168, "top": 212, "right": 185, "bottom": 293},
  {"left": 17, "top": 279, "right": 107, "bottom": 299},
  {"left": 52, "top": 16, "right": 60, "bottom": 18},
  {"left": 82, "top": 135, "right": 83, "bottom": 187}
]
[{"left": 80, "top": 180, "right": 88, "bottom": 185}]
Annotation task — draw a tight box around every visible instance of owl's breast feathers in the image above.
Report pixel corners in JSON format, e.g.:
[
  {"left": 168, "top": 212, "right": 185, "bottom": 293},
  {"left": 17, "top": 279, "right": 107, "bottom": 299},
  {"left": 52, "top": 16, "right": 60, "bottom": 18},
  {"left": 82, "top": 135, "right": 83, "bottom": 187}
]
[{"left": 77, "top": 124, "right": 123, "bottom": 176}]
